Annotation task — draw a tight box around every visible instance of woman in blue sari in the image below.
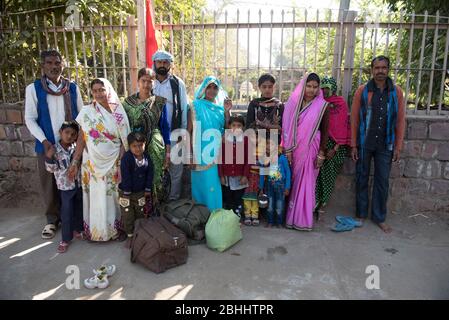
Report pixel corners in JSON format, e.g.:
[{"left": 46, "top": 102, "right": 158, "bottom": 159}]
[{"left": 189, "top": 76, "right": 232, "bottom": 210}]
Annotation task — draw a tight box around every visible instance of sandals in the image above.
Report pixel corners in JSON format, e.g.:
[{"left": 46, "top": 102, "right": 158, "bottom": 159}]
[
  {"left": 42, "top": 224, "right": 57, "bottom": 239},
  {"left": 244, "top": 218, "right": 252, "bottom": 226},
  {"left": 57, "top": 241, "right": 69, "bottom": 253},
  {"left": 335, "top": 215, "right": 363, "bottom": 227},
  {"left": 73, "top": 231, "right": 86, "bottom": 240},
  {"left": 252, "top": 219, "right": 260, "bottom": 226},
  {"left": 331, "top": 223, "right": 354, "bottom": 232}
]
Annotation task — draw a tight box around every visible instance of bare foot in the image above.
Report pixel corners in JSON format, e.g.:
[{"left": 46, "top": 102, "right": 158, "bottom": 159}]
[
  {"left": 356, "top": 218, "right": 366, "bottom": 226},
  {"left": 265, "top": 223, "right": 273, "bottom": 228},
  {"left": 378, "top": 222, "right": 392, "bottom": 233}
]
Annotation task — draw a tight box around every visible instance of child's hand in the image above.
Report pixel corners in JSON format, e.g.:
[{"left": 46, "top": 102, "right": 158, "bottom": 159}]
[
  {"left": 67, "top": 165, "right": 78, "bottom": 182},
  {"left": 144, "top": 191, "right": 152, "bottom": 198},
  {"left": 286, "top": 152, "right": 292, "bottom": 165},
  {"left": 224, "top": 98, "right": 233, "bottom": 112},
  {"left": 220, "top": 177, "right": 226, "bottom": 185},
  {"left": 284, "top": 189, "right": 290, "bottom": 197},
  {"left": 240, "top": 176, "right": 248, "bottom": 185}
]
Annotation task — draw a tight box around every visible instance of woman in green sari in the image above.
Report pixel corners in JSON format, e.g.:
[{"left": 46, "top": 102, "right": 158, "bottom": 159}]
[
  {"left": 122, "top": 68, "right": 171, "bottom": 204},
  {"left": 315, "top": 76, "right": 351, "bottom": 219}
]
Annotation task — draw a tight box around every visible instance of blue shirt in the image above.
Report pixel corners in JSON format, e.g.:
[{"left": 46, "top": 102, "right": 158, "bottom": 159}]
[
  {"left": 119, "top": 151, "right": 153, "bottom": 195},
  {"left": 259, "top": 154, "right": 291, "bottom": 191}
]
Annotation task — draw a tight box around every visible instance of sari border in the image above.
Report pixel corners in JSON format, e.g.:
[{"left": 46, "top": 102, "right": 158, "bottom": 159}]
[
  {"left": 284, "top": 81, "right": 306, "bottom": 154},
  {"left": 308, "top": 101, "right": 329, "bottom": 146}
]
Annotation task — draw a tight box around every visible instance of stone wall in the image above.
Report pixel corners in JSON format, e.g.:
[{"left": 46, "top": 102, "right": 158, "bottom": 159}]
[{"left": 0, "top": 101, "right": 448, "bottom": 214}]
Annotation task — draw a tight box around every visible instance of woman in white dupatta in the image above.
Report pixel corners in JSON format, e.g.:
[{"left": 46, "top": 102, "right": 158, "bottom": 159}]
[{"left": 75, "top": 78, "right": 130, "bottom": 241}]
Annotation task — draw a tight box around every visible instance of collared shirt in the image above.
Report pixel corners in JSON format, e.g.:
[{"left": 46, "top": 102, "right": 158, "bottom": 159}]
[
  {"left": 45, "top": 142, "right": 80, "bottom": 191},
  {"left": 153, "top": 75, "right": 189, "bottom": 133},
  {"left": 365, "top": 79, "right": 393, "bottom": 150},
  {"left": 25, "top": 82, "right": 84, "bottom": 143}
]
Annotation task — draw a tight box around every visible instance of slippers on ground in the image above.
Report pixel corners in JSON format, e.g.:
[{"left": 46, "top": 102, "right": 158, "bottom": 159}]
[
  {"left": 42, "top": 224, "right": 57, "bottom": 239},
  {"left": 331, "top": 222, "right": 354, "bottom": 232},
  {"left": 335, "top": 215, "right": 363, "bottom": 227}
]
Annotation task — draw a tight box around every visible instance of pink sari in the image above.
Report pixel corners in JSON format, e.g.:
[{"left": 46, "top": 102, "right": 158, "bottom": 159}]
[{"left": 282, "top": 74, "right": 328, "bottom": 230}]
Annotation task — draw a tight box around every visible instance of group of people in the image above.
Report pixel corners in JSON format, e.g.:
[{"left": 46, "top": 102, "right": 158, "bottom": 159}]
[{"left": 24, "top": 48, "right": 405, "bottom": 253}]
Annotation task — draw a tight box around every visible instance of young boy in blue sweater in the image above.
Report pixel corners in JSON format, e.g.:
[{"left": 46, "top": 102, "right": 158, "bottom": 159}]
[
  {"left": 259, "top": 141, "right": 291, "bottom": 228},
  {"left": 119, "top": 132, "right": 154, "bottom": 238}
]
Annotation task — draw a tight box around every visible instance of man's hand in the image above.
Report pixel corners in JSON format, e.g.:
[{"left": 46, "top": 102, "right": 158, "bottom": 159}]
[
  {"left": 351, "top": 147, "right": 359, "bottom": 161},
  {"left": 163, "top": 153, "right": 170, "bottom": 169},
  {"left": 43, "top": 140, "right": 56, "bottom": 158},
  {"left": 220, "top": 176, "right": 226, "bottom": 185},
  {"left": 284, "top": 189, "right": 290, "bottom": 197},
  {"left": 240, "top": 176, "right": 248, "bottom": 185},
  {"left": 393, "top": 149, "right": 400, "bottom": 162},
  {"left": 45, "top": 146, "right": 56, "bottom": 160}
]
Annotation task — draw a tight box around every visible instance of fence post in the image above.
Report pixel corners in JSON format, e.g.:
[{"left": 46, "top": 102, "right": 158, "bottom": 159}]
[
  {"left": 137, "top": 0, "right": 147, "bottom": 68},
  {"left": 332, "top": 0, "right": 350, "bottom": 79},
  {"left": 342, "top": 11, "right": 356, "bottom": 103},
  {"left": 127, "top": 15, "right": 138, "bottom": 94}
]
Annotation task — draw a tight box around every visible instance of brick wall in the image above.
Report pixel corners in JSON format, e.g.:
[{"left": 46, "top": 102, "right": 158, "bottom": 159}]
[{"left": 0, "top": 101, "right": 448, "bottom": 214}]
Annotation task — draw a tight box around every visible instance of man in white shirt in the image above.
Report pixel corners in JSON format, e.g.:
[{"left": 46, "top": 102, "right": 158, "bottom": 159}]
[
  {"left": 24, "top": 50, "right": 83, "bottom": 239},
  {"left": 152, "top": 50, "right": 189, "bottom": 201}
]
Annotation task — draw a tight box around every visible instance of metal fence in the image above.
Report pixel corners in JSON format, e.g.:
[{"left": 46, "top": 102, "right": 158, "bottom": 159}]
[
  {"left": 155, "top": 8, "right": 449, "bottom": 116},
  {"left": 0, "top": 12, "right": 140, "bottom": 101},
  {"left": 1, "top": 7, "right": 448, "bottom": 117}
]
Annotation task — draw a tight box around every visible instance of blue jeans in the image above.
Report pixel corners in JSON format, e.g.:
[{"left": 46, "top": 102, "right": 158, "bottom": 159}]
[
  {"left": 60, "top": 187, "right": 84, "bottom": 242},
  {"left": 356, "top": 147, "right": 393, "bottom": 223},
  {"left": 266, "top": 184, "right": 285, "bottom": 225}
]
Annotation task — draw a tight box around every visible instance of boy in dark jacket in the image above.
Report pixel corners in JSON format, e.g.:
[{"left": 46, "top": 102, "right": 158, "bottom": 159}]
[{"left": 119, "top": 132, "right": 154, "bottom": 238}]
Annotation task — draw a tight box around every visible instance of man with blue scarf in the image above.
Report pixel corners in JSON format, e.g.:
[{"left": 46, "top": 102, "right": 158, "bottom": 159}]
[
  {"left": 25, "top": 50, "right": 83, "bottom": 239},
  {"left": 350, "top": 56, "right": 406, "bottom": 233},
  {"left": 151, "top": 50, "right": 189, "bottom": 201}
]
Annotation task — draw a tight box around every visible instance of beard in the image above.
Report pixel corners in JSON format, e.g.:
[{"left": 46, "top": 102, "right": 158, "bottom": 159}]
[{"left": 156, "top": 67, "right": 169, "bottom": 76}]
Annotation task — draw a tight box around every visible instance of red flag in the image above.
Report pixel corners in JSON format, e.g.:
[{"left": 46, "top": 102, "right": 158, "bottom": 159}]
[{"left": 145, "top": 0, "right": 158, "bottom": 68}]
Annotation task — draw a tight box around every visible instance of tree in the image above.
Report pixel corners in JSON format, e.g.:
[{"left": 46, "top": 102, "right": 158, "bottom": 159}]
[{"left": 382, "top": 0, "right": 449, "bottom": 109}]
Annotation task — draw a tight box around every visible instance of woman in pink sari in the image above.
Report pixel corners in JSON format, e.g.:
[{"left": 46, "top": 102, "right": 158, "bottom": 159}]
[{"left": 283, "top": 73, "right": 329, "bottom": 231}]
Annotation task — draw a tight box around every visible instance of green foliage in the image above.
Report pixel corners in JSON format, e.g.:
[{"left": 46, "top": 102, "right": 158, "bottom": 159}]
[{"left": 382, "top": 0, "right": 449, "bottom": 109}]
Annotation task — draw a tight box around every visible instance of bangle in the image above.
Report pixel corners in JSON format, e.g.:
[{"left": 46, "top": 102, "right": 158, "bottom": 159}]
[{"left": 317, "top": 155, "right": 326, "bottom": 160}]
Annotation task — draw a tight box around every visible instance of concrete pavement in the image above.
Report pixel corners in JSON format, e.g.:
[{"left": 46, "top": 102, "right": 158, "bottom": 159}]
[{"left": 0, "top": 205, "right": 448, "bottom": 300}]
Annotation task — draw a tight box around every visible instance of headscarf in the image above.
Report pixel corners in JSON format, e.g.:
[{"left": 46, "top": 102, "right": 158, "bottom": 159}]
[
  {"left": 321, "top": 76, "right": 337, "bottom": 95},
  {"left": 320, "top": 77, "right": 351, "bottom": 145},
  {"left": 194, "top": 75, "right": 227, "bottom": 105},
  {"left": 93, "top": 78, "right": 131, "bottom": 151},
  {"left": 282, "top": 73, "right": 326, "bottom": 152}
]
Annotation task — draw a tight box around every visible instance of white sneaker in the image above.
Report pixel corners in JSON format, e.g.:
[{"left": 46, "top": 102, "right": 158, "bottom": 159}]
[
  {"left": 84, "top": 274, "right": 109, "bottom": 289},
  {"left": 93, "top": 264, "right": 116, "bottom": 277}
]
